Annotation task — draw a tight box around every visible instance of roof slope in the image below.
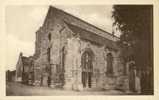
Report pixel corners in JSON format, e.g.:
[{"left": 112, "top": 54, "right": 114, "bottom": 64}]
[
  {"left": 44, "top": 6, "right": 119, "bottom": 42},
  {"left": 65, "top": 21, "right": 118, "bottom": 50}
]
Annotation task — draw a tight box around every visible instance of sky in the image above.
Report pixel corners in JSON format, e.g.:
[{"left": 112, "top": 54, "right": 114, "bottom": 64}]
[{"left": 6, "top": 5, "right": 117, "bottom": 71}]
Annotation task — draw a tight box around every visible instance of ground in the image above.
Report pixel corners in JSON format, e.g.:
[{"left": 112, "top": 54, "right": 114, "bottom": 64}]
[{"left": 6, "top": 82, "right": 133, "bottom": 96}]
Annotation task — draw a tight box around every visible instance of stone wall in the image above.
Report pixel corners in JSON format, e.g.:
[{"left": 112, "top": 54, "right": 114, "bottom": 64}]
[
  {"left": 60, "top": 35, "right": 125, "bottom": 91},
  {"left": 33, "top": 10, "right": 74, "bottom": 87}
]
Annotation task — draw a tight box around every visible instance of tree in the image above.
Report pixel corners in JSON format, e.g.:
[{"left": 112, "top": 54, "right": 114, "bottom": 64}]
[{"left": 112, "top": 5, "right": 153, "bottom": 94}]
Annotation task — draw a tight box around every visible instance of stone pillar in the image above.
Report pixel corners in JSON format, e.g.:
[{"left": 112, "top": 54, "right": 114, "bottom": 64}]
[
  {"left": 63, "top": 68, "right": 73, "bottom": 90},
  {"left": 72, "top": 69, "right": 83, "bottom": 91},
  {"left": 50, "top": 64, "right": 56, "bottom": 88},
  {"left": 135, "top": 75, "right": 141, "bottom": 93},
  {"left": 42, "top": 73, "right": 49, "bottom": 86},
  {"left": 72, "top": 43, "right": 83, "bottom": 91},
  {"left": 33, "top": 67, "right": 41, "bottom": 86},
  {"left": 63, "top": 78, "right": 73, "bottom": 90},
  {"left": 124, "top": 76, "right": 131, "bottom": 93},
  {"left": 77, "top": 69, "right": 83, "bottom": 91},
  {"left": 72, "top": 69, "right": 78, "bottom": 90},
  {"left": 63, "top": 39, "right": 73, "bottom": 90},
  {"left": 63, "top": 37, "right": 82, "bottom": 90},
  {"left": 63, "top": 55, "right": 74, "bottom": 90}
]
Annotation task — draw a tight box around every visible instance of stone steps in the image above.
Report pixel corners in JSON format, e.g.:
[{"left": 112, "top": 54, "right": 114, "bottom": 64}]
[{"left": 91, "top": 80, "right": 97, "bottom": 88}]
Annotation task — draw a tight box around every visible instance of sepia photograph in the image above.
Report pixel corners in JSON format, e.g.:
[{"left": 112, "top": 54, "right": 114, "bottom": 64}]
[{"left": 5, "top": 5, "right": 153, "bottom": 96}]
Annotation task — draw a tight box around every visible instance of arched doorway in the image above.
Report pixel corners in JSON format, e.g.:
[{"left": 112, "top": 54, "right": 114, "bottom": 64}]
[{"left": 81, "top": 49, "right": 94, "bottom": 88}]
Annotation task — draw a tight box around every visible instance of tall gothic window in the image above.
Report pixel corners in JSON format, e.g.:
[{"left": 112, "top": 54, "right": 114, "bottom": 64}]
[
  {"left": 81, "top": 50, "right": 93, "bottom": 88},
  {"left": 106, "top": 53, "right": 113, "bottom": 76},
  {"left": 47, "top": 48, "right": 51, "bottom": 62}
]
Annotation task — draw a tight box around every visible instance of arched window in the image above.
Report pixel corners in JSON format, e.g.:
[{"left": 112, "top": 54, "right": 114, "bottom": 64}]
[
  {"left": 48, "top": 33, "right": 51, "bottom": 41},
  {"left": 81, "top": 51, "right": 93, "bottom": 71},
  {"left": 106, "top": 53, "right": 113, "bottom": 76},
  {"left": 81, "top": 49, "right": 94, "bottom": 88}
]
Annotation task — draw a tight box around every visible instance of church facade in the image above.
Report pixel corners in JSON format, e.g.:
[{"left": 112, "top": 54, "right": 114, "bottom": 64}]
[{"left": 16, "top": 6, "right": 133, "bottom": 91}]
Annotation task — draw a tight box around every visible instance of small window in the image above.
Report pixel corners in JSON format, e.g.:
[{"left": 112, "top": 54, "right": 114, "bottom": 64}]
[{"left": 48, "top": 33, "right": 51, "bottom": 41}]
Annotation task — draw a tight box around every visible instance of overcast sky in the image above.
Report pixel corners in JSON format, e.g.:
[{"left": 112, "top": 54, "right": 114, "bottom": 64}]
[{"left": 6, "top": 5, "right": 116, "bottom": 71}]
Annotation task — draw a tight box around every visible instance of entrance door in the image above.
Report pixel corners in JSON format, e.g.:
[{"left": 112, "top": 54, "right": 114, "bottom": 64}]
[{"left": 81, "top": 51, "right": 93, "bottom": 88}]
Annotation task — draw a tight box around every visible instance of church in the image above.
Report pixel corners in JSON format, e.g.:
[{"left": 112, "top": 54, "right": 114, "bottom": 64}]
[{"left": 15, "top": 6, "right": 137, "bottom": 92}]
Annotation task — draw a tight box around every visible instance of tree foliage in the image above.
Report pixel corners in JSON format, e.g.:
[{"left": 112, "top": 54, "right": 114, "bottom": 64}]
[
  {"left": 112, "top": 5, "right": 153, "bottom": 94},
  {"left": 112, "top": 5, "right": 153, "bottom": 69}
]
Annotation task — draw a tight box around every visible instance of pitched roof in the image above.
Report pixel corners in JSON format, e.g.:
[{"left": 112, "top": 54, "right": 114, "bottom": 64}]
[{"left": 44, "top": 6, "right": 120, "bottom": 42}]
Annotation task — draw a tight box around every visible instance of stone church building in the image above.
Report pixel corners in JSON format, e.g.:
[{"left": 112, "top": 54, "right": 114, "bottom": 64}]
[{"left": 15, "top": 6, "right": 140, "bottom": 92}]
